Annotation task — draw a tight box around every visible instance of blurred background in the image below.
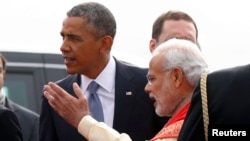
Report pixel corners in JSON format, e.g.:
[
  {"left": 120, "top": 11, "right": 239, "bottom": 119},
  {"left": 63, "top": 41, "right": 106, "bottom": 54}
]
[{"left": 1, "top": 0, "right": 250, "bottom": 72}]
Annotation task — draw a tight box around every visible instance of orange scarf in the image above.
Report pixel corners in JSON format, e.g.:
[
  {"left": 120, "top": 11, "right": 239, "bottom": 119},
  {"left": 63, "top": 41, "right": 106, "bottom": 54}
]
[{"left": 150, "top": 103, "right": 190, "bottom": 141}]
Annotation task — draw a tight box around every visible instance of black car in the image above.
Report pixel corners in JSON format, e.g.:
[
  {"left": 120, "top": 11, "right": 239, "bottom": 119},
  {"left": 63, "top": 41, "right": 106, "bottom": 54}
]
[{"left": 1, "top": 51, "right": 67, "bottom": 114}]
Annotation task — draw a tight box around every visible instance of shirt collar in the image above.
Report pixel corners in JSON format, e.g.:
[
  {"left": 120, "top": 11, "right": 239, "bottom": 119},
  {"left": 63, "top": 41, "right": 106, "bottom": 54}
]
[
  {"left": 81, "top": 57, "right": 116, "bottom": 93},
  {"left": 0, "top": 92, "right": 6, "bottom": 106}
]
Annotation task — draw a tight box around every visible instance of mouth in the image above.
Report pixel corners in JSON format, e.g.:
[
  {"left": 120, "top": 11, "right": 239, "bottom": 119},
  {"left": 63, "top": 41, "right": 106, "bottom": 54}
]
[
  {"left": 149, "top": 94, "right": 156, "bottom": 104},
  {"left": 63, "top": 56, "right": 76, "bottom": 64},
  {"left": 149, "top": 94, "right": 155, "bottom": 100}
]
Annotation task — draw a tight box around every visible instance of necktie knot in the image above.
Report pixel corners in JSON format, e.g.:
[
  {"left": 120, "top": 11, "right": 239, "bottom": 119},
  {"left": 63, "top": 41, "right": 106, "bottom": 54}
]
[{"left": 88, "top": 81, "right": 99, "bottom": 94}]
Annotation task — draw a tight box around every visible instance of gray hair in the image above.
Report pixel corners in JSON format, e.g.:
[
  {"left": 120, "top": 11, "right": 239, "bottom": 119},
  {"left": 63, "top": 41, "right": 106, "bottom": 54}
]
[
  {"left": 67, "top": 2, "right": 116, "bottom": 38},
  {"left": 152, "top": 38, "right": 208, "bottom": 87}
]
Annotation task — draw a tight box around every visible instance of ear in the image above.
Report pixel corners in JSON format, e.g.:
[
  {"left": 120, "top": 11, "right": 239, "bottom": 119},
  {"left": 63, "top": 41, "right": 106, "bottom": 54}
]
[
  {"left": 149, "top": 39, "right": 157, "bottom": 53},
  {"left": 171, "top": 67, "right": 184, "bottom": 87},
  {"left": 100, "top": 35, "right": 113, "bottom": 53}
]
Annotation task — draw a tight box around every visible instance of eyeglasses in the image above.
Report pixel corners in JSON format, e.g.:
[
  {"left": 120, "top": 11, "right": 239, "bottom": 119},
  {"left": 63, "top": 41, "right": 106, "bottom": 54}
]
[
  {"left": 146, "top": 69, "right": 171, "bottom": 85},
  {"left": 146, "top": 73, "right": 153, "bottom": 85}
]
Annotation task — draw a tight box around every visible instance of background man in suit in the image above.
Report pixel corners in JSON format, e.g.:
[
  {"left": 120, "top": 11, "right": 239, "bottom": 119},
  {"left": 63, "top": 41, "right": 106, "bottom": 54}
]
[
  {"left": 149, "top": 10, "right": 200, "bottom": 53},
  {"left": 0, "top": 105, "right": 23, "bottom": 141},
  {"left": 0, "top": 53, "right": 39, "bottom": 141},
  {"left": 178, "top": 64, "right": 250, "bottom": 141},
  {"left": 39, "top": 2, "right": 166, "bottom": 141}
]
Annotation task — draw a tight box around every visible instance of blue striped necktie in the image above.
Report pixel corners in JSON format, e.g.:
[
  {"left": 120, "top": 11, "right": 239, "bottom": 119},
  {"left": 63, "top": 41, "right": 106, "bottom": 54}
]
[{"left": 88, "top": 81, "right": 104, "bottom": 122}]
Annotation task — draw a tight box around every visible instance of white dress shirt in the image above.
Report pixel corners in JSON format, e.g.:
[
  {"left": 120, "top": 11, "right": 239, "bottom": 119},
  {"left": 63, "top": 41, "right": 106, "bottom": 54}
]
[{"left": 0, "top": 92, "right": 5, "bottom": 106}]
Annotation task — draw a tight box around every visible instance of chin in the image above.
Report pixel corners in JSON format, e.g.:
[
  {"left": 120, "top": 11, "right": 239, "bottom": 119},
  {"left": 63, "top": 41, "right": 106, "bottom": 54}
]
[
  {"left": 155, "top": 109, "right": 164, "bottom": 117},
  {"left": 66, "top": 68, "right": 77, "bottom": 74}
]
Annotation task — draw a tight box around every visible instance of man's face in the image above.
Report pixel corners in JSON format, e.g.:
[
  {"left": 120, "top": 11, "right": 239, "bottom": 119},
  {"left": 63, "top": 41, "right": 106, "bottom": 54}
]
[
  {"left": 145, "top": 54, "right": 182, "bottom": 117},
  {"left": 60, "top": 17, "right": 105, "bottom": 77},
  {"left": 150, "top": 20, "right": 197, "bottom": 52},
  {"left": 158, "top": 20, "right": 197, "bottom": 44},
  {"left": 0, "top": 59, "right": 5, "bottom": 90}
]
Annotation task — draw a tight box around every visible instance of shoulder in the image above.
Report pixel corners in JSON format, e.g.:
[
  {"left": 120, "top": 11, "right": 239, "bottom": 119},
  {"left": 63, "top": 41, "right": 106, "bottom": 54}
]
[
  {"left": 0, "top": 105, "right": 19, "bottom": 121},
  {"left": 56, "top": 74, "right": 80, "bottom": 87},
  {"left": 0, "top": 106, "right": 23, "bottom": 141},
  {"left": 115, "top": 58, "right": 148, "bottom": 74},
  {"left": 209, "top": 64, "right": 250, "bottom": 78},
  {"left": 205, "top": 64, "right": 250, "bottom": 87},
  {"left": 7, "top": 99, "right": 39, "bottom": 118},
  {"left": 0, "top": 105, "right": 13, "bottom": 116},
  {"left": 114, "top": 58, "right": 148, "bottom": 83}
]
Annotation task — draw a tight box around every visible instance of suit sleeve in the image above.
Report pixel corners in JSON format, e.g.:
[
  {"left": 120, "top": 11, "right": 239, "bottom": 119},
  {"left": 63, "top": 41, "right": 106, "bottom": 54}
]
[
  {"left": 39, "top": 95, "right": 58, "bottom": 141},
  {"left": 78, "top": 115, "right": 132, "bottom": 141}
]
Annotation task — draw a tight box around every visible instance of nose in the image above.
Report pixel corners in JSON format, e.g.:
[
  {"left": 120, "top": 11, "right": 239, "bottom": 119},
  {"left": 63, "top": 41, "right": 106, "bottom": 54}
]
[
  {"left": 60, "top": 39, "right": 71, "bottom": 52},
  {"left": 144, "top": 82, "right": 151, "bottom": 94}
]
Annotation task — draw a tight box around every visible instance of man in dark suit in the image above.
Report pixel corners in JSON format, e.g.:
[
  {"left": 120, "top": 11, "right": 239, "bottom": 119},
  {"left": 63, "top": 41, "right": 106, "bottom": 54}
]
[
  {"left": 39, "top": 2, "right": 166, "bottom": 141},
  {"left": 178, "top": 64, "right": 250, "bottom": 141},
  {"left": 4, "top": 99, "right": 39, "bottom": 141},
  {"left": 0, "top": 54, "right": 39, "bottom": 141},
  {"left": 0, "top": 105, "right": 23, "bottom": 141}
]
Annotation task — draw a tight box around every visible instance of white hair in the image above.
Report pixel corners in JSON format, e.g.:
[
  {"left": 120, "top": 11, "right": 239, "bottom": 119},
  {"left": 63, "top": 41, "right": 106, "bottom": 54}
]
[{"left": 152, "top": 38, "right": 209, "bottom": 87}]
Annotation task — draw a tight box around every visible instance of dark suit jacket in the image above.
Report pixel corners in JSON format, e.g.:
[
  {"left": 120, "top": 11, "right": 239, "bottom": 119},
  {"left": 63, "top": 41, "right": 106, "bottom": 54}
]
[
  {"left": 0, "top": 105, "right": 23, "bottom": 141},
  {"left": 5, "top": 99, "right": 39, "bottom": 141},
  {"left": 178, "top": 64, "right": 250, "bottom": 141},
  {"left": 40, "top": 58, "right": 167, "bottom": 141}
]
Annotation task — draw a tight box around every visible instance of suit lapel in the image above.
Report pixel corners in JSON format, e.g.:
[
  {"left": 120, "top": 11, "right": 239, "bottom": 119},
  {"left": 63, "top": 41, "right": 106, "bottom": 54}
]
[
  {"left": 4, "top": 98, "right": 17, "bottom": 112},
  {"left": 112, "top": 59, "right": 136, "bottom": 131}
]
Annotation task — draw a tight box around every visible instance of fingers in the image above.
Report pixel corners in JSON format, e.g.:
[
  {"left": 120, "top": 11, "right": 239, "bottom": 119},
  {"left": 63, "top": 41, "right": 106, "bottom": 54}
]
[
  {"left": 73, "top": 82, "right": 89, "bottom": 108},
  {"left": 43, "top": 82, "right": 90, "bottom": 128},
  {"left": 43, "top": 89, "right": 55, "bottom": 101},
  {"left": 48, "top": 82, "right": 68, "bottom": 98},
  {"left": 43, "top": 82, "right": 85, "bottom": 107},
  {"left": 43, "top": 85, "right": 61, "bottom": 109},
  {"left": 43, "top": 84, "right": 56, "bottom": 102},
  {"left": 43, "top": 82, "right": 77, "bottom": 117},
  {"left": 43, "top": 89, "right": 60, "bottom": 114},
  {"left": 73, "top": 82, "right": 84, "bottom": 99},
  {"left": 43, "top": 82, "right": 69, "bottom": 108}
]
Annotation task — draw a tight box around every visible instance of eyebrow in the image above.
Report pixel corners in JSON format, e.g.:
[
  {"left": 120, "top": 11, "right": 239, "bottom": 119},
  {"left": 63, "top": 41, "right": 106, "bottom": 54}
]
[
  {"left": 60, "top": 32, "right": 82, "bottom": 40},
  {"left": 68, "top": 33, "right": 80, "bottom": 38}
]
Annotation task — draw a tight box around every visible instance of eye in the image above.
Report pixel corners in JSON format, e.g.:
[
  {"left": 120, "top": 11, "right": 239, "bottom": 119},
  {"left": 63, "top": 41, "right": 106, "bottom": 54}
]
[
  {"left": 148, "top": 76, "right": 155, "bottom": 82},
  {"left": 70, "top": 36, "right": 79, "bottom": 41},
  {"left": 146, "top": 74, "right": 156, "bottom": 85},
  {"left": 68, "top": 34, "right": 82, "bottom": 42}
]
